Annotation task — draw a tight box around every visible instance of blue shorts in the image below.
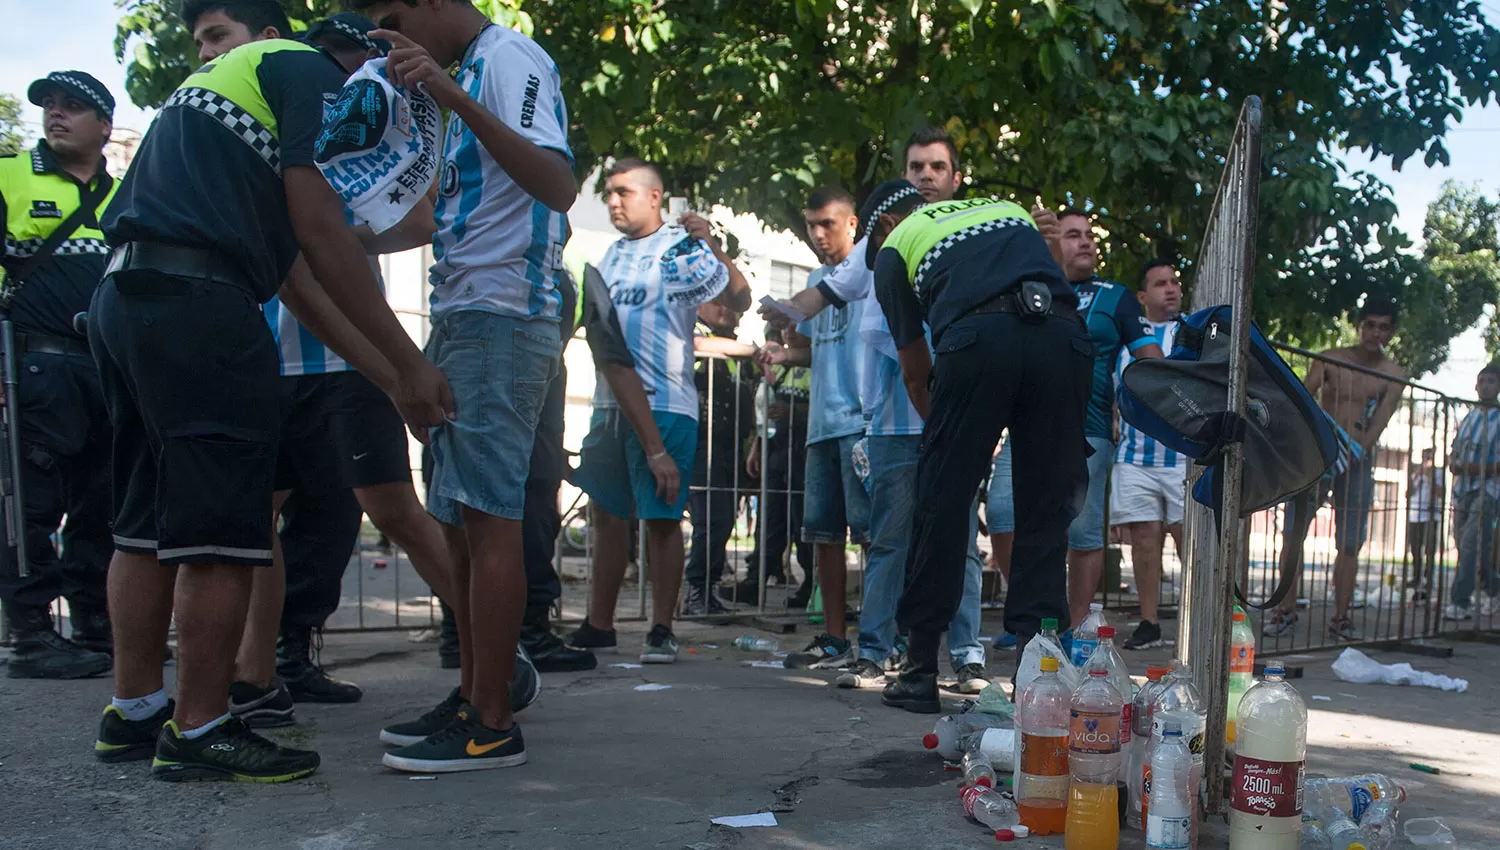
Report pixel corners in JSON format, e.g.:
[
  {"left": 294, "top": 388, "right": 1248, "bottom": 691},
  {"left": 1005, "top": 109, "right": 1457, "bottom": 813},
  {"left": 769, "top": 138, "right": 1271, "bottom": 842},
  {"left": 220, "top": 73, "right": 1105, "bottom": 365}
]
[
  {"left": 425, "top": 311, "right": 561, "bottom": 524},
  {"left": 987, "top": 434, "right": 1113, "bottom": 551},
  {"left": 801, "top": 434, "right": 871, "bottom": 545},
  {"left": 574, "top": 408, "right": 696, "bottom": 521}
]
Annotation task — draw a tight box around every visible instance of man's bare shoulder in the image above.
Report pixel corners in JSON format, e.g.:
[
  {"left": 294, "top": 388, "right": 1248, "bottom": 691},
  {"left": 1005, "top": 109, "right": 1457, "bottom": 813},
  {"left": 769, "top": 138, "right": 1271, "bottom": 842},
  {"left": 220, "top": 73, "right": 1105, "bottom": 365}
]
[
  {"left": 1316, "top": 346, "right": 1358, "bottom": 364},
  {"left": 1379, "top": 357, "right": 1408, "bottom": 380}
]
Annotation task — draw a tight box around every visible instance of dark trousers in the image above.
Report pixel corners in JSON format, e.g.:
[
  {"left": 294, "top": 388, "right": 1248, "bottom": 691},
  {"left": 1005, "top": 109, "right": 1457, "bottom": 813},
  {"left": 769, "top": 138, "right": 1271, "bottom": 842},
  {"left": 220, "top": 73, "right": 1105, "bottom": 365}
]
[
  {"left": 1408, "top": 519, "right": 1439, "bottom": 587},
  {"left": 686, "top": 435, "right": 739, "bottom": 589},
  {"left": 0, "top": 351, "right": 111, "bottom": 613},
  {"left": 750, "top": 432, "right": 810, "bottom": 582},
  {"left": 524, "top": 363, "right": 567, "bottom": 612},
  {"left": 897, "top": 312, "right": 1093, "bottom": 651},
  {"left": 279, "top": 484, "right": 364, "bottom": 628}
]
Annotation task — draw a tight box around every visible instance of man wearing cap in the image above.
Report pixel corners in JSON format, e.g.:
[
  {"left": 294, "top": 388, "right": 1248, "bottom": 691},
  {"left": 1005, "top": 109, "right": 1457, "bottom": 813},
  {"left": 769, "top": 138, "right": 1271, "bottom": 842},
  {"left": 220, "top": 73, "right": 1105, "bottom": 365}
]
[
  {"left": 871, "top": 192, "right": 1091, "bottom": 712},
  {"left": 0, "top": 71, "right": 118, "bottom": 680},
  {"left": 89, "top": 4, "right": 450, "bottom": 782}
]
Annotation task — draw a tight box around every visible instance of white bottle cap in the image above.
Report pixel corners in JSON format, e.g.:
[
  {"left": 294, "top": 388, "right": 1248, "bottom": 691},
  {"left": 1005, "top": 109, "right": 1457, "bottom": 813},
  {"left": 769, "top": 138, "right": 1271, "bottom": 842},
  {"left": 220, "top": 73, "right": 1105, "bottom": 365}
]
[{"left": 1011, "top": 825, "right": 1030, "bottom": 839}]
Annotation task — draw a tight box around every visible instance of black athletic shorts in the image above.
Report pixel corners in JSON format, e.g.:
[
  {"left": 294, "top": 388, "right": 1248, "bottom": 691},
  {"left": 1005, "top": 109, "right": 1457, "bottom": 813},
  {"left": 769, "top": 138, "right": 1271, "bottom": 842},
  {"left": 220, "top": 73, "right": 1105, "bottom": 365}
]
[
  {"left": 90, "top": 272, "right": 280, "bottom": 567},
  {"left": 274, "top": 371, "right": 410, "bottom": 492}
]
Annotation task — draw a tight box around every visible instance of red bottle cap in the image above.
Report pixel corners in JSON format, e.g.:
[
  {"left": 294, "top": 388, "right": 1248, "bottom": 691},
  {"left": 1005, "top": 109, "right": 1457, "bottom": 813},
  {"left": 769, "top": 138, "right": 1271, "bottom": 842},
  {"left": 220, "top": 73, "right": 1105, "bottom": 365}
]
[
  {"left": 995, "top": 829, "right": 1015, "bottom": 841},
  {"left": 922, "top": 733, "right": 938, "bottom": 749},
  {"left": 1098, "top": 626, "right": 1115, "bottom": 639}
]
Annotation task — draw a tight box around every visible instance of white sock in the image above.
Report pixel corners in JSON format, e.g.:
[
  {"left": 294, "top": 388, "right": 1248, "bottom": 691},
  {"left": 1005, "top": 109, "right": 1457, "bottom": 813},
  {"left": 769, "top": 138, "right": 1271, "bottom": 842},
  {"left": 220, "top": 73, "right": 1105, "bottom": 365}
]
[
  {"left": 112, "top": 689, "right": 168, "bottom": 722},
  {"left": 179, "top": 713, "right": 232, "bottom": 740}
]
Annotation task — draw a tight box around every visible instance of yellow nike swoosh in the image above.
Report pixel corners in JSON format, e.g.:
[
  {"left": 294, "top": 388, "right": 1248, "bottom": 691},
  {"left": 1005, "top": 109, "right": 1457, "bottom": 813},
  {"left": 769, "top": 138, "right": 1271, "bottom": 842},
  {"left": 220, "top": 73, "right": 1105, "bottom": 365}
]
[{"left": 466, "top": 737, "right": 512, "bottom": 756}]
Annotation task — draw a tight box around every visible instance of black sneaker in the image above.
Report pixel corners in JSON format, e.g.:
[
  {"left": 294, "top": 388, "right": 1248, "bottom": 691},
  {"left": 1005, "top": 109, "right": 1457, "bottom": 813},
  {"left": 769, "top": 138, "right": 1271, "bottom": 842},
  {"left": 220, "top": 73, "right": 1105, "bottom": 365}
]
[
  {"left": 952, "top": 662, "right": 989, "bottom": 694},
  {"left": 277, "top": 626, "right": 363, "bottom": 704},
  {"left": 152, "top": 717, "right": 318, "bottom": 782},
  {"left": 835, "top": 658, "right": 888, "bottom": 689},
  {"left": 566, "top": 619, "right": 617, "bottom": 652},
  {"left": 640, "top": 624, "right": 679, "bottom": 664},
  {"left": 382, "top": 708, "right": 526, "bottom": 774},
  {"left": 381, "top": 687, "right": 464, "bottom": 747},
  {"left": 881, "top": 664, "right": 940, "bottom": 714},
  {"left": 512, "top": 644, "right": 542, "bottom": 713},
  {"left": 521, "top": 625, "right": 598, "bottom": 673},
  {"left": 1123, "top": 620, "right": 1164, "bottom": 651},
  {"left": 680, "top": 584, "right": 732, "bottom": 619},
  {"left": 95, "top": 699, "right": 175, "bottom": 763},
  {"left": 783, "top": 633, "right": 854, "bottom": 669},
  {"left": 228, "top": 679, "right": 295, "bottom": 728},
  {"left": 5, "top": 610, "right": 112, "bottom": 679}
]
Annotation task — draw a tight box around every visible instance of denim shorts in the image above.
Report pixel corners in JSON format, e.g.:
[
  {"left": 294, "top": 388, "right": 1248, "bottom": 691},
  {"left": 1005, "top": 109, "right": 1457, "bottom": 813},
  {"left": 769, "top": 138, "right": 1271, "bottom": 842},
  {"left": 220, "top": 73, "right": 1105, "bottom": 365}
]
[
  {"left": 987, "top": 435, "right": 1113, "bottom": 550},
  {"left": 573, "top": 407, "right": 696, "bottom": 521},
  {"left": 1286, "top": 452, "right": 1375, "bottom": 557},
  {"left": 801, "top": 434, "right": 871, "bottom": 545},
  {"left": 425, "top": 310, "right": 561, "bottom": 524}
]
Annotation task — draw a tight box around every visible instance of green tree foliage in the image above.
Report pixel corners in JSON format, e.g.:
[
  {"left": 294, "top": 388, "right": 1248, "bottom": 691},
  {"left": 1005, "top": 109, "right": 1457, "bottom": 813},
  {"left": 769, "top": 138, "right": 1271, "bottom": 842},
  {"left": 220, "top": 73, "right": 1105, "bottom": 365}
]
[
  {"left": 0, "top": 93, "right": 25, "bottom": 156},
  {"left": 115, "top": 0, "right": 1500, "bottom": 369}
]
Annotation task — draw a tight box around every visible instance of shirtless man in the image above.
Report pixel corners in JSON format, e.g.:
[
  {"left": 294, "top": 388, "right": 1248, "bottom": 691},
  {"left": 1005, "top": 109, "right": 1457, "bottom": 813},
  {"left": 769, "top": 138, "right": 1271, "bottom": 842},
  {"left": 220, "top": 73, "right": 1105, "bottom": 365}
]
[{"left": 1267, "top": 299, "right": 1406, "bottom": 641}]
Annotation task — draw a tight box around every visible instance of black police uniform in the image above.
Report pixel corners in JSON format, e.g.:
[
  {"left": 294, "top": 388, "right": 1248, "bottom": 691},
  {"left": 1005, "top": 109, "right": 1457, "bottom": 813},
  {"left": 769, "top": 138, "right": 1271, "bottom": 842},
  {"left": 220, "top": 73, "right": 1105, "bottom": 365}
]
[{"left": 0, "top": 140, "right": 117, "bottom": 675}]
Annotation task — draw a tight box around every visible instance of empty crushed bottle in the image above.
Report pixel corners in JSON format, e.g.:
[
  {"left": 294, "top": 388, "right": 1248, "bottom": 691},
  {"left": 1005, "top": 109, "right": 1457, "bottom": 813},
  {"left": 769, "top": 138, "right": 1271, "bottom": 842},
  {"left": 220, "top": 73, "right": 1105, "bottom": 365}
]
[
  {"left": 1302, "top": 775, "right": 1404, "bottom": 822},
  {"left": 1357, "top": 797, "right": 1398, "bottom": 850},
  {"left": 963, "top": 784, "right": 1021, "bottom": 830},
  {"left": 962, "top": 748, "right": 997, "bottom": 788},
  {"left": 731, "top": 636, "right": 779, "bottom": 652},
  {"left": 1300, "top": 818, "right": 1333, "bottom": 850},
  {"left": 1305, "top": 804, "right": 1364, "bottom": 850}
]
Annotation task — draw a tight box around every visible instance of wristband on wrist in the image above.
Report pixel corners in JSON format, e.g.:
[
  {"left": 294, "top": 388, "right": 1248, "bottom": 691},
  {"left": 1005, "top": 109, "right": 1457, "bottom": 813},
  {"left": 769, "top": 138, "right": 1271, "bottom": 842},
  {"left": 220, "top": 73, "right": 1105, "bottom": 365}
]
[{"left": 648, "top": 450, "right": 669, "bottom": 462}]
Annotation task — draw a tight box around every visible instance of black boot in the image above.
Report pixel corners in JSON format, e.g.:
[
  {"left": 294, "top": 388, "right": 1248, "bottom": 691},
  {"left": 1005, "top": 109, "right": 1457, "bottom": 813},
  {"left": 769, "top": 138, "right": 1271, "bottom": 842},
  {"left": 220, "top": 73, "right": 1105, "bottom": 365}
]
[
  {"left": 520, "top": 607, "right": 596, "bottom": 673},
  {"left": 438, "top": 602, "right": 461, "bottom": 669},
  {"left": 69, "top": 604, "right": 113, "bottom": 655},
  {"left": 681, "top": 583, "right": 730, "bottom": 619},
  {"left": 6, "top": 606, "right": 112, "bottom": 679},
  {"left": 276, "top": 625, "right": 363, "bottom": 703},
  {"left": 881, "top": 630, "right": 939, "bottom": 714}
]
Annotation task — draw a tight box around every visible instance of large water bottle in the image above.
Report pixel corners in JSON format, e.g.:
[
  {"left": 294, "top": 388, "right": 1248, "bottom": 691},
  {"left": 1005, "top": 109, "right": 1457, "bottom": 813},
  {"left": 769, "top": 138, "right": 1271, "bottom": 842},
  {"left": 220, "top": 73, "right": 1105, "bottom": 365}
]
[
  {"left": 1130, "top": 667, "right": 1172, "bottom": 829},
  {"left": 1152, "top": 660, "right": 1206, "bottom": 840},
  {"left": 1303, "top": 775, "right": 1405, "bottom": 822},
  {"left": 963, "top": 784, "right": 1021, "bottom": 830},
  {"left": 1071, "top": 603, "right": 1107, "bottom": 668},
  {"left": 1305, "top": 804, "right": 1364, "bottom": 850},
  {"left": 923, "top": 712, "right": 1009, "bottom": 760},
  {"left": 1227, "top": 611, "right": 1256, "bottom": 746},
  {"left": 1017, "top": 617, "right": 1080, "bottom": 695},
  {"left": 1067, "top": 669, "right": 1124, "bottom": 850},
  {"left": 1146, "top": 721, "right": 1195, "bottom": 849},
  {"left": 1229, "top": 666, "right": 1307, "bottom": 850},
  {"left": 1015, "top": 655, "right": 1071, "bottom": 836}
]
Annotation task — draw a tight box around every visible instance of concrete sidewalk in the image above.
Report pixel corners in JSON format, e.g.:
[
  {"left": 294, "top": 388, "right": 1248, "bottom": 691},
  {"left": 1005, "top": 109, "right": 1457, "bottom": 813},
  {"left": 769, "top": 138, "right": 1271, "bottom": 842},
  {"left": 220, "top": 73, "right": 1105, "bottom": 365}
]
[{"left": 1, "top": 616, "right": 1495, "bottom": 850}]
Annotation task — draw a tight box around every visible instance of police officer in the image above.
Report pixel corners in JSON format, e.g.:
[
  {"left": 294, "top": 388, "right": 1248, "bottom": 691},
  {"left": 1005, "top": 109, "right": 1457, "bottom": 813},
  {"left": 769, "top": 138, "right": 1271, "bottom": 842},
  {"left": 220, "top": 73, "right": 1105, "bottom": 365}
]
[
  {"left": 867, "top": 181, "right": 1091, "bottom": 713},
  {"left": 0, "top": 71, "right": 118, "bottom": 680}
]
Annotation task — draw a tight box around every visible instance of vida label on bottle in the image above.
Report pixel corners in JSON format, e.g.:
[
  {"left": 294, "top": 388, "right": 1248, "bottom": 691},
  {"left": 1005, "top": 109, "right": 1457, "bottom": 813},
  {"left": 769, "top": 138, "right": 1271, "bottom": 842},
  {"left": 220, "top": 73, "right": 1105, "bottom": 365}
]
[
  {"left": 1231, "top": 756, "right": 1305, "bottom": 817},
  {"left": 1069, "top": 709, "right": 1121, "bottom": 755}
]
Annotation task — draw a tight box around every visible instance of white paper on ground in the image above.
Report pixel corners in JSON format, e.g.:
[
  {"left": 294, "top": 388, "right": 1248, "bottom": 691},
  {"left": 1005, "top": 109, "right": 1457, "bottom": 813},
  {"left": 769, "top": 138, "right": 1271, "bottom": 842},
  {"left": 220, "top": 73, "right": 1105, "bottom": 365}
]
[
  {"left": 634, "top": 683, "right": 672, "bottom": 691},
  {"left": 610, "top": 663, "right": 644, "bottom": 669},
  {"left": 1311, "top": 695, "right": 1333, "bottom": 701},
  {"left": 711, "top": 813, "right": 778, "bottom": 828},
  {"left": 747, "top": 660, "right": 785, "bottom": 668},
  {"left": 1331, "top": 647, "right": 1469, "bottom": 693},
  {"left": 701, "top": 644, "right": 718, "bottom": 649}
]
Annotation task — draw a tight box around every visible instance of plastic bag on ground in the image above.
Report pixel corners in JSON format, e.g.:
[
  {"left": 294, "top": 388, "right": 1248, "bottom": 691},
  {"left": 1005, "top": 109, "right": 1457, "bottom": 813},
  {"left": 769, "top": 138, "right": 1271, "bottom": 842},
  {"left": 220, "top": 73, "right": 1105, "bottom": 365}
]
[
  {"left": 1404, "top": 817, "right": 1456, "bottom": 848},
  {"left": 1330, "top": 648, "right": 1468, "bottom": 693},
  {"left": 976, "top": 681, "right": 1017, "bottom": 719}
]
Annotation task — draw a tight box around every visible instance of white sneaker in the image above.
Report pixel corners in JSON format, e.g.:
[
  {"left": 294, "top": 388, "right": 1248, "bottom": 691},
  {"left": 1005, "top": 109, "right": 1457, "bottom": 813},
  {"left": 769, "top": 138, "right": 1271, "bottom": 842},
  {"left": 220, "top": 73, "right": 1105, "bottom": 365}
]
[
  {"left": 1479, "top": 594, "right": 1500, "bottom": 617},
  {"left": 1349, "top": 587, "right": 1367, "bottom": 610},
  {"left": 1443, "top": 604, "right": 1472, "bottom": 621}
]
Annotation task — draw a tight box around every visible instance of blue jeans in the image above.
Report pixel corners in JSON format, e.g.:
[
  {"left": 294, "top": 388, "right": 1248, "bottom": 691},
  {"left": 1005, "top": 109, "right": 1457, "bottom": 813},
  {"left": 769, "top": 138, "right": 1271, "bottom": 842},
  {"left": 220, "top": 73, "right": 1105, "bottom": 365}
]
[
  {"left": 1452, "top": 490, "right": 1500, "bottom": 608},
  {"left": 987, "top": 434, "right": 1112, "bottom": 550},
  {"left": 860, "top": 434, "right": 984, "bottom": 669}
]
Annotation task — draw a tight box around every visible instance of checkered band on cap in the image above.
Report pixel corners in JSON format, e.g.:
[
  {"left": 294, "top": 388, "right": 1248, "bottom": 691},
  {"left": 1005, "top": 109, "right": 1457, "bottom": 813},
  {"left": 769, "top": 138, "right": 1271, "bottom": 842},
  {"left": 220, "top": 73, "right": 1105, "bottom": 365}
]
[
  {"left": 860, "top": 185, "right": 923, "bottom": 241},
  {"left": 165, "top": 87, "right": 280, "bottom": 173},
  {"left": 5, "top": 236, "right": 110, "bottom": 259},
  {"left": 329, "top": 19, "right": 377, "bottom": 51},
  {"left": 912, "top": 215, "right": 1036, "bottom": 291}
]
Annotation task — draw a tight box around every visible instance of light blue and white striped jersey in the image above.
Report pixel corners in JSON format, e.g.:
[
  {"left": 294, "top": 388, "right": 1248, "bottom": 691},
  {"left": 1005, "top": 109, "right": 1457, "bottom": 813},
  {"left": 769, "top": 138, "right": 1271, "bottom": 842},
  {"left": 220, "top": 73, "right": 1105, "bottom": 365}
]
[
  {"left": 590, "top": 223, "right": 729, "bottom": 420},
  {"left": 264, "top": 256, "right": 385, "bottom": 377},
  {"left": 798, "top": 264, "right": 867, "bottom": 445},
  {"left": 428, "top": 26, "right": 572, "bottom": 322},
  {"left": 1115, "top": 319, "right": 1186, "bottom": 468},
  {"left": 1453, "top": 404, "right": 1500, "bottom": 499}
]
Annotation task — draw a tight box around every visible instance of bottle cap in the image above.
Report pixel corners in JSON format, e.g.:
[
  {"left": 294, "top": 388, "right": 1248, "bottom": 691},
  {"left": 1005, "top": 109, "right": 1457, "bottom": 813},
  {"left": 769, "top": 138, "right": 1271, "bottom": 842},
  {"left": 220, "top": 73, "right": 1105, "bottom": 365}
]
[
  {"left": 1011, "top": 825, "right": 1030, "bottom": 839},
  {"left": 1163, "top": 720, "right": 1182, "bottom": 736},
  {"left": 1040, "top": 656, "right": 1059, "bottom": 673},
  {"left": 1265, "top": 665, "right": 1285, "bottom": 677},
  {"left": 922, "top": 733, "right": 938, "bottom": 749},
  {"left": 1098, "top": 626, "right": 1115, "bottom": 639},
  {"left": 1041, "top": 617, "right": 1059, "bottom": 630},
  {"left": 1090, "top": 602, "right": 1103, "bottom": 611},
  {"left": 1233, "top": 611, "right": 1247, "bottom": 622},
  {"left": 994, "top": 829, "right": 1015, "bottom": 842}
]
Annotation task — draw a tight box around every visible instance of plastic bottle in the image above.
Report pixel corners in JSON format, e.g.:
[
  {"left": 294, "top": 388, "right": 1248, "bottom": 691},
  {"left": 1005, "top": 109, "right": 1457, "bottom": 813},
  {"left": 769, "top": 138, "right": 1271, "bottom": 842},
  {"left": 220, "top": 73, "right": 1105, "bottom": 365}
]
[
  {"left": 1357, "top": 797, "right": 1398, "bottom": 850},
  {"left": 962, "top": 748, "right": 997, "bottom": 788},
  {"left": 1083, "top": 625, "right": 1134, "bottom": 827},
  {"left": 923, "top": 712, "right": 1009, "bottom": 760},
  {"left": 963, "top": 784, "right": 1021, "bottom": 829},
  {"left": 1302, "top": 776, "right": 1405, "bottom": 822},
  {"left": 1015, "top": 655, "right": 1071, "bottom": 836},
  {"left": 965, "top": 726, "right": 1018, "bottom": 772},
  {"left": 1066, "top": 669, "right": 1123, "bottom": 850},
  {"left": 731, "top": 636, "right": 778, "bottom": 652},
  {"left": 1229, "top": 666, "right": 1307, "bottom": 850},
  {"left": 1071, "top": 603, "right": 1107, "bottom": 668},
  {"left": 1017, "top": 617, "right": 1081, "bottom": 695},
  {"left": 1151, "top": 661, "right": 1206, "bottom": 843},
  {"left": 1305, "top": 804, "right": 1365, "bottom": 850},
  {"left": 1227, "top": 611, "right": 1256, "bottom": 746},
  {"left": 1146, "top": 721, "right": 1195, "bottom": 850},
  {"left": 1130, "top": 667, "right": 1172, "bottom": 829},
  {"left": 1300, "top": 818, "right": 1333, "bottom": 850}
]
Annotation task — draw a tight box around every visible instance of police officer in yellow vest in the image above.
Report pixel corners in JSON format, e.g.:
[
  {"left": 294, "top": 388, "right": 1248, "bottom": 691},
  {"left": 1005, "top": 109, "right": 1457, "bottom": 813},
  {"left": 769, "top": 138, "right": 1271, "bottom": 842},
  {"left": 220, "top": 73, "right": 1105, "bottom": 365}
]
[{"left": 0, "top": 71, "right": 119, "bottom": 680}]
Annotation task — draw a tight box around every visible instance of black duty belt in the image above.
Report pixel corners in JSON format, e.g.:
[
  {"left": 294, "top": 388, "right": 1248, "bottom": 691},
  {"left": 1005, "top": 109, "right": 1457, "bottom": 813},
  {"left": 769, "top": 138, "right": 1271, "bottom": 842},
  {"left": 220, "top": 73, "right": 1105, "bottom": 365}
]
[
  {"left": 966, "top": 288, "right": 1079, "bottom": 321},
  {"left": 18, "top": 332, "right": 91, "bottom": 358},
  {"left": 106, "top": 241, "right": 251, "bottom": 293}
]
